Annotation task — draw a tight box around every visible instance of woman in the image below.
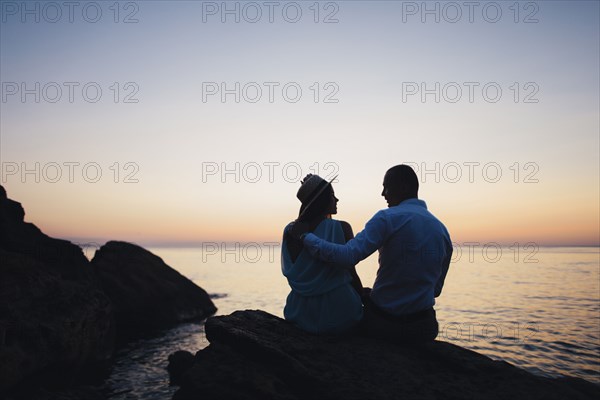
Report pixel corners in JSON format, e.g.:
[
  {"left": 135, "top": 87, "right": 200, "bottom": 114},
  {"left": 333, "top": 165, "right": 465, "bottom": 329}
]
[{"left": 281, "top": 174, "right": 363, "bottom": 334}]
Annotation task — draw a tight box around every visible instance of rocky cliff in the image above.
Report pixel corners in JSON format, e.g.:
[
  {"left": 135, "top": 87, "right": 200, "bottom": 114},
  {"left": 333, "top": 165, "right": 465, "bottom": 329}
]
[{"left": 0, "top": 185, "right": 216, "bottom": 396}]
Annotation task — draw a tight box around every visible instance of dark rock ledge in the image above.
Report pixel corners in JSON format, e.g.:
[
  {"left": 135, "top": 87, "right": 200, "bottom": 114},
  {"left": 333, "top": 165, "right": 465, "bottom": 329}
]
[
  {"left": 0, "top": 185, "right": 216, "bottom": 398},
  {"left": 169, "top": 310, "right": 600, "bottom": 400}
]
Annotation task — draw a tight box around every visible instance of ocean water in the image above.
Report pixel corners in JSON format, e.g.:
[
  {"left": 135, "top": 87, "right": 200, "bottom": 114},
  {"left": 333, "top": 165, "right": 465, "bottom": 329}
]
[{"left": 103, "top": 245, "right": 600, "bottom": 399}]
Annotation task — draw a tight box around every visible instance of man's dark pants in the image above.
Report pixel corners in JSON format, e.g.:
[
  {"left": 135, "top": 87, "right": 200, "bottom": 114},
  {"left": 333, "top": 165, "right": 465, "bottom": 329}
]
[{"left": 359, "top": 288, "right": 438, "bottom": 343}]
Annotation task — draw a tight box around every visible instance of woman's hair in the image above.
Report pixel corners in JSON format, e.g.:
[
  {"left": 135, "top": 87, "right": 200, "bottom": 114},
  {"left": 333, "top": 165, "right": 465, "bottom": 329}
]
[{"left": 297, "top": 183, "right": 333, "bottom": 223}]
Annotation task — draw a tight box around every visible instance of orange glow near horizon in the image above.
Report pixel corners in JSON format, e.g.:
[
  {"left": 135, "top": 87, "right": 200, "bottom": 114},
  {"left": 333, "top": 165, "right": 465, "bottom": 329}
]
[{"left": 10, "top": 180, "right": 598, "bottom": 248}]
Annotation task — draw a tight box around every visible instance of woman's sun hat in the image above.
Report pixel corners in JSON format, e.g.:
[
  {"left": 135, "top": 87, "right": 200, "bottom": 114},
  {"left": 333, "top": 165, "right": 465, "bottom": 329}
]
[{"left": 296, "top": 174, "right": 337, "bottom": 218}]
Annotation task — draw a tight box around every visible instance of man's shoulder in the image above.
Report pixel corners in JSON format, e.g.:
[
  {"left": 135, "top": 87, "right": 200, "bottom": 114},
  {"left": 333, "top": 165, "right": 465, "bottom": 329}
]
[
  {"left": 379, "top": 205, "right": 412, "bottom": 219},
  {"left": 371, "top": 208, "right": 391, "bottom": 218},
  {"left": 365, "top": 208, "right": 395, "bottom": 226},
  {"left": 387, "top": 201, "right": 445, "bottom": 226}
]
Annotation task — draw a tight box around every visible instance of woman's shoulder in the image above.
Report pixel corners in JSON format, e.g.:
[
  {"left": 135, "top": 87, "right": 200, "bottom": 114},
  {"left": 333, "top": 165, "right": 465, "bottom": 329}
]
[
  {"left": 330, "top": 218, "right": 352, "bottom": 229},
  {"left": 330, "top": 219, "right": 354, "bottom": 240},
  {"left": 284, "top": 221, "right": 295, "bottom": 228},
  {"left": 283, "top": 221, "right": 295, "bottom": 235}
]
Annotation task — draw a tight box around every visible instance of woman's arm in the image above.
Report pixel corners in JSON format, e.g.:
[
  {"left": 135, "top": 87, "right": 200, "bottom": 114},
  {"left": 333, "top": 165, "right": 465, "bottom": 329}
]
[{"left": 283, "top": 223, "right": 303, "bottom": 263}]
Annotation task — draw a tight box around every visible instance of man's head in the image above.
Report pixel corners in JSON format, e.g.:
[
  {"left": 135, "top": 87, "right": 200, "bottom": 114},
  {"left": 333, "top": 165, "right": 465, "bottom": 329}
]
[{"left": 381, "top": 165, "right": 419, "bottom": 207}]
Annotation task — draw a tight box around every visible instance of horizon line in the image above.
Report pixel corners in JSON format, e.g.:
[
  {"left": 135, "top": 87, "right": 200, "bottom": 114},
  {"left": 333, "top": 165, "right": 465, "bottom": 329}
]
[{"left": 63, "top": 238, "right": 600, "bottom": 250}]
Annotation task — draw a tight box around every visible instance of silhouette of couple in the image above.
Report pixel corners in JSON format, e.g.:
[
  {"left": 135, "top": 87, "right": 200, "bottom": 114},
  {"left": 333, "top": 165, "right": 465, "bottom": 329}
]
[{"left": 282, "top": 165, "right": 452, "bottom": 342}]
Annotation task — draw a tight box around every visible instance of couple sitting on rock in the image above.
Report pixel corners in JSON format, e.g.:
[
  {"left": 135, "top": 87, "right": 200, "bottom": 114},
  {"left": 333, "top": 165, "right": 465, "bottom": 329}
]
[{"left": 282, "top": 165, "right": 452, "bottom": 342}]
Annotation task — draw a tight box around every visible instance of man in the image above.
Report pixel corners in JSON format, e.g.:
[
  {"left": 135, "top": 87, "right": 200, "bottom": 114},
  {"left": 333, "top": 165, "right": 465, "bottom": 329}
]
[{"left": 291, "top": 165, "right": 452, "bottom": 342}]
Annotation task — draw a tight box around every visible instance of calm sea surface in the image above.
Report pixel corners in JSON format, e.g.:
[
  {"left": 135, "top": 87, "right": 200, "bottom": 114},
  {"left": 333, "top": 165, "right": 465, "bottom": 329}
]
[{"left": 103, "top": 246, "right": 600, "bottom": 399}]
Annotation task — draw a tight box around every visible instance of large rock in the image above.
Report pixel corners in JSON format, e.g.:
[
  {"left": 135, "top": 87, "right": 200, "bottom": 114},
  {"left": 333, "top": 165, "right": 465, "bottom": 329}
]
[
  {"left": 0, "top": 186, "right": 115, "bottom": 393},
  {"left": 0, "top": 249, "right": 115, "bottom": 392},
  {"left": 91, "top": 241, "right": 217, "bottom": 341},
  {"left": 0, "top": 185, "right": 217, "bottom": 396},
  {"left": 0, "top": 186, "right": 92, "bottom": 282},
  {"left": 169, "top": 310, "right": 599, "bottom": 400}
]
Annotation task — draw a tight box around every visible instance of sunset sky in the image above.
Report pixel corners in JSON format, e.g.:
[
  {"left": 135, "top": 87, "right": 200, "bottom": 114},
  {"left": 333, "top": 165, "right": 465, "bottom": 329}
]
[{"left": 1, "top": 1, "right": 598, "bottom": 247}]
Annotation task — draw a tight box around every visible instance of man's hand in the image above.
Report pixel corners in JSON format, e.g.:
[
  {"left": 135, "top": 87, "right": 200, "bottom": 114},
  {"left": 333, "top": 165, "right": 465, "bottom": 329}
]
[{"left": 288, "top": 221, "right": 310, "bottom": 240}]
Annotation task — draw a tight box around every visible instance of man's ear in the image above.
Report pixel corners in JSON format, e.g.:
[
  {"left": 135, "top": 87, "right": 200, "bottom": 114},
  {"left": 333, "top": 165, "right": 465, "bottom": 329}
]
[
  {"left": 399, "top": 184, "right": 412, "bottom": 195},
  {"left": 388, "top": 185, "right": 401, "bottom": 196}
]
